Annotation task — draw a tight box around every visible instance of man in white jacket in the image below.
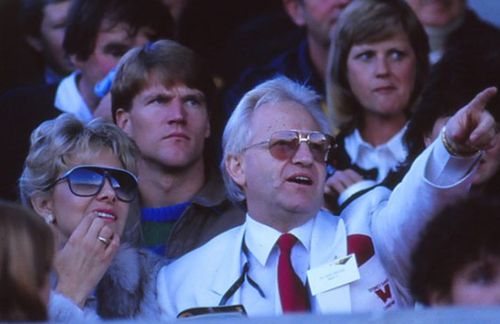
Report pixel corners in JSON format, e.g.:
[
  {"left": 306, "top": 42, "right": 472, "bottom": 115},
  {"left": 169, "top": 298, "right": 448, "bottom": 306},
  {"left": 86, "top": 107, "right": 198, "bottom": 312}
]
[{"left": 157, "top": 77, "right": 497, "bottom": 317}]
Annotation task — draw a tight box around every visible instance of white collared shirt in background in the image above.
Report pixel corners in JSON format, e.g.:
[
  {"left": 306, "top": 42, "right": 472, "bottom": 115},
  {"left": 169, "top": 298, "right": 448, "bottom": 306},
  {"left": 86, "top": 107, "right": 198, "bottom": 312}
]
[
  {"left": 344, "top": 125, "right": 408, "bottom": 183},
  {"left": 54, "top": 71, "right": 93, "bottom": 122}
]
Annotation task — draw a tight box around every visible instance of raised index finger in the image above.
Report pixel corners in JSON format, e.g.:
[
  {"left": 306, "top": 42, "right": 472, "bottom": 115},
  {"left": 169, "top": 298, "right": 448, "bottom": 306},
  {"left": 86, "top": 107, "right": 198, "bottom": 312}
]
[{"left": 466, "top": 87, "right": 497, "bottom": 114}]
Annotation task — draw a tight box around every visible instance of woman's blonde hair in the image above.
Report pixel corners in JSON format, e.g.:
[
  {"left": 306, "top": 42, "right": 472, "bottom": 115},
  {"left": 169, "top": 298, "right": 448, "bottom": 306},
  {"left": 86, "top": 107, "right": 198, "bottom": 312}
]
[{"left": 19, "top": 113, "right": 139, "bottom": 208}]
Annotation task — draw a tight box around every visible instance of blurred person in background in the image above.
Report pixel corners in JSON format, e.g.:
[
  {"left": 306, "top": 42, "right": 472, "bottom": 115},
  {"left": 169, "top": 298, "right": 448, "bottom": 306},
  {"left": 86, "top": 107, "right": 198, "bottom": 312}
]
[
  {"left": 411, "top": 195, "right": 500, "bottom": 306},
  {"left": 20, "top": 0, "right": 73, "bottom": 86},
  {"left": 223, "top": 0, "right": 352, "bottom": 119},
  {"left": 0, "top": 201, "right": 54, "bottom": 322},
  {"left": 405, "top": 0, "right": 500, "bottom": 64},
  {"left": 0, "top": 0, "right": 73, "bottom": 94},
  {"left": 58, "top": 0, "right": 173, "bottom": 121},
  {"left": 174, "top": 0, "right": 299, "bottom": 86},
  {"left": 0, "top": 0, "right": 174, "bottom": 202}
]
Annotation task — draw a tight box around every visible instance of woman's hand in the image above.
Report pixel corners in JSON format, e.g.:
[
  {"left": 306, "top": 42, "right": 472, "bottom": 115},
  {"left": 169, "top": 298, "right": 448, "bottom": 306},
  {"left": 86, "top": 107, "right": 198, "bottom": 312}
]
[
  {"left": 325, "top": 169, "right": 364, "bottom": 196},
  {"left": 53, "top": 212, "right": 120, "bottom": 308}
]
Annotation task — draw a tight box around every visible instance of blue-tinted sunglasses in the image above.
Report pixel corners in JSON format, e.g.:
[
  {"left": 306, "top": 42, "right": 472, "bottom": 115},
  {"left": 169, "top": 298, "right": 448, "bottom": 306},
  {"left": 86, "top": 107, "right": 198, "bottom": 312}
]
[{"left": 44, "top": 165, "right": 138, "bottom": 202}]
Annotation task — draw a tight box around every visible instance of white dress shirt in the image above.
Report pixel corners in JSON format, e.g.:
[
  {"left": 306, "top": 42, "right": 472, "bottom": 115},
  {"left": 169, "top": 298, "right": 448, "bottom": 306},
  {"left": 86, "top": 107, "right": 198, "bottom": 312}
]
[
  {"left": 344, "top": 126, "right": 408, "bottom": 183},
  {"left": 54, "top": 71, "right": 93, "bottom": 122},
  {"left": 242, "top": 215, "right": 313, "bottom": 315}
]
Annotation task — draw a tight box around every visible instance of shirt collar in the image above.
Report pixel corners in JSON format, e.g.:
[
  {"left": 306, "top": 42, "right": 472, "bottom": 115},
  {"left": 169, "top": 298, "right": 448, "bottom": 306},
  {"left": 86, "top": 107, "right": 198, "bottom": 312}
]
[
  {"left": 244, "top": 213, "right": 314, "bottom": 267},
  {"left": 54, "top": 71, "right": 93, "bottom": 122},
  {"left": 345, "top": 124, "right": 408, "bottom": 164},
  {"left": 385, "top": 125, "right": 408, "bottom": 162}
]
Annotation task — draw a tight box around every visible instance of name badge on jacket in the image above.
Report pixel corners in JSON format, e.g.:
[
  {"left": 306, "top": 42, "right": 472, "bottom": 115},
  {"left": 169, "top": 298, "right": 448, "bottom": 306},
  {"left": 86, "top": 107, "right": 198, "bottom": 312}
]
[{"left": 307, "top": 254, "right": 360, "bottom": 296}]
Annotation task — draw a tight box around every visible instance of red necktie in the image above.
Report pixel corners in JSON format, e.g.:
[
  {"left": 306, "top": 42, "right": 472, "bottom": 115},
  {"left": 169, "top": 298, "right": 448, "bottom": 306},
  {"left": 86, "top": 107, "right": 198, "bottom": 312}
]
[{"left": 277, "top": 233, "right": 310, "bottom": 312}]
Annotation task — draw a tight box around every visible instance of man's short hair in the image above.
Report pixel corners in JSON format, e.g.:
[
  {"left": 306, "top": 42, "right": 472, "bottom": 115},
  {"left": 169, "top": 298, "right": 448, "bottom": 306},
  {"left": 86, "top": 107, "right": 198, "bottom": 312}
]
[
  {"left": 111, "top": 39, "right": 216, "bottom": 121},
  {"left": 63, "top": 0, "right": 174, "bottom": 61},
  {"left": 410, "top": 194, "right": 500, "bottom": 305},
  {"left": 221, "top": 76, "right": 331, "bottom": 202},
  {"left": 20, "top": 0, "right": 68, "bottom": 37}
]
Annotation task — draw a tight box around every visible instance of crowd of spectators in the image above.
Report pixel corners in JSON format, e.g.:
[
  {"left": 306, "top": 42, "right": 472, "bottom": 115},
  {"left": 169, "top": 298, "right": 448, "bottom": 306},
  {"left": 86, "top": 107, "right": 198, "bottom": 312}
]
[{"left": 0, "top": 0, "right": 499, "bottom": 321}]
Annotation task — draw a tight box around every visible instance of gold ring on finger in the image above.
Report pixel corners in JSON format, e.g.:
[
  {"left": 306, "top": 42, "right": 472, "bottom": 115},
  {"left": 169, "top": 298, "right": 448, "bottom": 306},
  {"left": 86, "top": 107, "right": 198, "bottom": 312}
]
[{"left": 97, "top": 236, "right": 110, "bottom": 246}]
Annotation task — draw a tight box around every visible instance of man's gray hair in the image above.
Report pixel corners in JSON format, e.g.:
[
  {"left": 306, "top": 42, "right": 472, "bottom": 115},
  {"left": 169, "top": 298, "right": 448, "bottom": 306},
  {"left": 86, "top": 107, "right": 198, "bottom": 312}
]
[{"left": 221, "top": 76, "right": 331, "bottom": 202}]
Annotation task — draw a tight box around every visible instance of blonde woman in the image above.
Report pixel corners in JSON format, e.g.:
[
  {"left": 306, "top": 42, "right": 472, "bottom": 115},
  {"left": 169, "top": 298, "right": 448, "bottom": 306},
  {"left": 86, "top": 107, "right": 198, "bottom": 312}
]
[{"left": 19, "top": 114, "right": 166, "bottom": 321}]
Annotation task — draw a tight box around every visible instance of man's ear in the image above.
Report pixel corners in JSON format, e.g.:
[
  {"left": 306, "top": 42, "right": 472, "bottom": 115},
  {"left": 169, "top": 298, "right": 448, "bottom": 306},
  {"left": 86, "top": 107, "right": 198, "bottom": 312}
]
[
  {"left": 25, "top": 35, "right": 43, "bottom": 53},
  {"left": 283, "top": 0, "right": 307, "bottom": 27},
  {"left": 115, "top": 108, "right": 132, "bottom": 135},
  {"left": 225, "top": 154, "right": 246, "bottom": 187},
  {"left": 30, "top": 194, "right": 54, "bottom": 223}
]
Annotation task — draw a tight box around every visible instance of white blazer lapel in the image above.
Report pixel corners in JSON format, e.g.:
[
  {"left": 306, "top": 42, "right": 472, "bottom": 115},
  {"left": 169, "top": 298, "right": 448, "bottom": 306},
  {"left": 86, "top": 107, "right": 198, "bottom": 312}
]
[
  {"left": 208, "top": 224, "right": 248, "bottom": 305},
  {"left": 309, "top": 210, "right": 351, "bottom": 313}
]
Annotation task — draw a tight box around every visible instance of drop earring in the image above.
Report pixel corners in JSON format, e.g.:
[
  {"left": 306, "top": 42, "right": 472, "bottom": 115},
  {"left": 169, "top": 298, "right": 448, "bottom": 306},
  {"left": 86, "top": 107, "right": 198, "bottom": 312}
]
[{"left": 45, "top": 214, "right": 55, "bottom": 224}]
